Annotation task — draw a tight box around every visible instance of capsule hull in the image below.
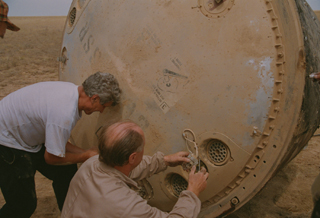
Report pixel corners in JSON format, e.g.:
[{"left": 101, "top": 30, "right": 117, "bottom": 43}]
[{"left": 59, "top": 0, "right": 320, "bottom": 216}]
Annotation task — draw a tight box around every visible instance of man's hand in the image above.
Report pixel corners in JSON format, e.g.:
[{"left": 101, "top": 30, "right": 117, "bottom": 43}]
[
  {"left": 84, "top": 147, "right": 99, "bottom": 159},
  {"left": 310, "top": 72, "right": 320, "bottom": 82},
  {"left": 187, "top": 166, "right": 209, "bottom": 196},
  {"left": 164, "top": 151, "right": 190, "bottom": 167}
]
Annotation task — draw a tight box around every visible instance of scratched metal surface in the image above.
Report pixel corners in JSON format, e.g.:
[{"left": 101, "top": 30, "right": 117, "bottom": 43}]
[{"left": 58, "top": 0, "right": 320, "bottom": 217}]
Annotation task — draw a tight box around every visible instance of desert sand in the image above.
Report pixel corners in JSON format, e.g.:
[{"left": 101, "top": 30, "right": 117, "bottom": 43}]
[{"left": 1, "top": 13, "right": 320, "bottom": 218}]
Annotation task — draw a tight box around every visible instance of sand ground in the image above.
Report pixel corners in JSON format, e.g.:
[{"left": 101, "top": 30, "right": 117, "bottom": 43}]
[{"left": 1, "top": 14, "right": 320, "bottom": 218}]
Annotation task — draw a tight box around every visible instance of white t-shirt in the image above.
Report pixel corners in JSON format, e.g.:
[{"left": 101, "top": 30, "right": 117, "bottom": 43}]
[{"left": 0, "top": 81, "right": 81, "bottom": 157}]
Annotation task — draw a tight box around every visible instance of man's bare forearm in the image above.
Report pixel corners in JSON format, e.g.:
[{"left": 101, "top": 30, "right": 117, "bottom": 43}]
[
  {"left": 44, "top": 148, "right": 98, "bottom": 165},
  {"left": 66, "top": 141, "right": 86, "bottom": 153}
]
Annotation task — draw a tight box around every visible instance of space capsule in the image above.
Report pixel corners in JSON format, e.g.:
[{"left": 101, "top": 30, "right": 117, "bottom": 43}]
[{"left": 58, "top": 0, "right": 320, "bottom": 216}]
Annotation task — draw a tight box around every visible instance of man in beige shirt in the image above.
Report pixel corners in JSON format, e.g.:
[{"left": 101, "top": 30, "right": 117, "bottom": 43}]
[{"left": 61, "top": 120, "right": 209, "bottom": 218}]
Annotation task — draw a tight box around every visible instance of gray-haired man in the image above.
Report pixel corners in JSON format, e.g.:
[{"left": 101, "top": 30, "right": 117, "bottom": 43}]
[{"left": 0, "top": 72, "right": 121, "bottom": 218}]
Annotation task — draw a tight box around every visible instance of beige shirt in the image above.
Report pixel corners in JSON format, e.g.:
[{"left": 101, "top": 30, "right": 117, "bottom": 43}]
[{"left": 61, "top": 152, "right": 201, "bottom": 218}]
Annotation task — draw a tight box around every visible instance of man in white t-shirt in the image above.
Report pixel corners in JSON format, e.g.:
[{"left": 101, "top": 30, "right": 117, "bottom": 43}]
[{"left": 0, "top": 71, "right": 121, "bottom": 218}]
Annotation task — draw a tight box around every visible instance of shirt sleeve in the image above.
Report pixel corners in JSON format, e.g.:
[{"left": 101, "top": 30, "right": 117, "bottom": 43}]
[
  {"left": 129, "top": 151, "right": 167, "bottom": 180},
  {"left": 45, "top": 123, "right": 70, "bottom": 157},
  {"left": 121, "top": 188, "right": 201, "bottom": 218},
  {"left": 168, "top": 190, "right": 201, "bottom": 218},
  {"left": 127, "top": 152, "right": 201, "bottom": 217}
]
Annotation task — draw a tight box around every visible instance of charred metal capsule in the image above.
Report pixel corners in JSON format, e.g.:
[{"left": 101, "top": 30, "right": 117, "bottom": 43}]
[{"left": 59, "top": 0, "right": 320, "bottom": 217}]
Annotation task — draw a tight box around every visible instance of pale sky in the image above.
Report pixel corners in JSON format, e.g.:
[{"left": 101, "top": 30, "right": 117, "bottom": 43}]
[
  {"left": 4, "top": 0, "right": 320, "bottom": 17},
  {"left": 306, "top": 0, "right": 320, "bottom": 10},
  {"left": 6, "top": 0, "right": 73, "bottom": 16}
]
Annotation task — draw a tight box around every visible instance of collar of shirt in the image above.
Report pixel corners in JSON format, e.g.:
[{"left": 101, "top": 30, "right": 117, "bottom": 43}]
[{"left": 98, "top": 161, "right": 139, "bottom": 191}]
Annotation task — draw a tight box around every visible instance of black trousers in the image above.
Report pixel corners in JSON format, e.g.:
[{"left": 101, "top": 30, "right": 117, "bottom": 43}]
[
  {"left": 312, "top": 199, "right": 320, "bottom": 218},
  {"left": 0, "top": 144, "right": 77, "bottom": 218}
]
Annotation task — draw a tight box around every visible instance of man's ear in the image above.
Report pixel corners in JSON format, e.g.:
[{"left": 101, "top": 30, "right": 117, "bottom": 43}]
[
  {"left": 128, "top": 152, "right": 137, "bottom": 165},
  {"left": 91, "top": 94, "right": 100, "bottom": 102}
]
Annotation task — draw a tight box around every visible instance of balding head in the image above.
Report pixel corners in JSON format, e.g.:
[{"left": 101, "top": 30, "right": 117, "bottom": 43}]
[{"left": 98, "top": 121, "right": 145, "bottom": 167}]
